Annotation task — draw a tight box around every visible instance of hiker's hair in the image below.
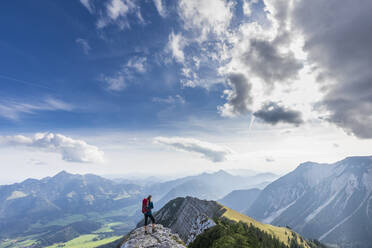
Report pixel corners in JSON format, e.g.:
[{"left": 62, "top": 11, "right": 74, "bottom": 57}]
[{"left": 147, "top": 195, "right": 152, "bottom": 201}]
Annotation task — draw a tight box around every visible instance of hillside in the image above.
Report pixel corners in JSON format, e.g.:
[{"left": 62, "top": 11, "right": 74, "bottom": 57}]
[
  {"left": 136, "top": 197, "right": 324, "bottom": 248},
  {"left": 246, "top": 156, "right": 372, "bottom": 247}
]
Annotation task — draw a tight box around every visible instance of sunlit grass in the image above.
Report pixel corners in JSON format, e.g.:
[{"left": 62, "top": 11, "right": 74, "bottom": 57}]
[
  {"left": 222, "top": 206, "right": 311, "bottom": 248},
  {"left": 45, "top": 234, "right": 122, "bottom": 248},
  {"left": 0, "top": 234, "right": 40, "bottom": 248},
  {"left": 93, "top": 222, "right": 124, "bottom": 233}
]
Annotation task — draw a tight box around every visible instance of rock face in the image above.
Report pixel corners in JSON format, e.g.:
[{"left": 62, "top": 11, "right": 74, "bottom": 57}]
[
  {"left": 120, "top": 224, "right": 185, "bottom": 248},
  {"left": 137, "top": 197, "right": 225, "bottom": 244},
  {"left": 246, "top": 156, "right": 372, "bottom": 247}
]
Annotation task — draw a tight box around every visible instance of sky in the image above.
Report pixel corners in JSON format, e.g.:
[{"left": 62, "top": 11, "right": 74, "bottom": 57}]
[{"left": 0, "top": 0, "right": 371, "bottom": 184}]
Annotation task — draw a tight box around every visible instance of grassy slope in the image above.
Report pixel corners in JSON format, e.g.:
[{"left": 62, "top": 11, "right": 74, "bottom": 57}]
[
  {"left": 45, "top": 234, "right": 122, "bottom": 248},
  {"left": 221, "top": 206, "right": 311, "bottom": 248}
]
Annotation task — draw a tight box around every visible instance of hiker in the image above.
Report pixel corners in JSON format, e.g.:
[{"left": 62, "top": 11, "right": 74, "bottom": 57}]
[{"left": 142, "top": 195, "right": 156, "bottom": 234}]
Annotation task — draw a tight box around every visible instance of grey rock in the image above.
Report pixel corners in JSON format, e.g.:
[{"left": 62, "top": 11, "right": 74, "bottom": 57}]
[
  {"left": 121, "top": 224, "right": 185, "bottom": 248},
  {"left": 138, "top": 197, "right": 225, "bottom": 244}
]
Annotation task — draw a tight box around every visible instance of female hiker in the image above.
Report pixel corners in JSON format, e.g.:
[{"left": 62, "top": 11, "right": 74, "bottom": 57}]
[{"left": 142, "top": 195, "right": 156, "bottom": 234}]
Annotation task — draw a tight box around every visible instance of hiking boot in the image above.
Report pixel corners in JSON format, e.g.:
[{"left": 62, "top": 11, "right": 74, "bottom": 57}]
[
  {"left": 145, "top": 230, "right": 148, "bottom": 235},
  {"left": 152, "top": 228, "right": 156, "bottom": 233}
]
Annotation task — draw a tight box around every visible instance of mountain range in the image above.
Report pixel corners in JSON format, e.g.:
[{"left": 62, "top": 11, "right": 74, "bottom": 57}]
[
  {"left": 2, "top": 156, "right": 371, "bottom": 247},
  {"left": 246, "top": 156, "right": 372, "bottom": 248},
  {"left": 148, "top": 170, "right": 277, "bottom": 208},
  {"left": 0, "top": 169, "right": 275, "bottom": 247}
]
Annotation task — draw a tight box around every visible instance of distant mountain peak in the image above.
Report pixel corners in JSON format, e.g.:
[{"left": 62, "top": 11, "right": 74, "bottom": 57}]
[
  {"left": 247, "top": 155, "right": 372, "bottom": 247},
  {"left": 54, "top": 170, "right": 72, "bottom": 177},
  {"left": 214, "top": 169, "right": 230, "bottom": 176}
]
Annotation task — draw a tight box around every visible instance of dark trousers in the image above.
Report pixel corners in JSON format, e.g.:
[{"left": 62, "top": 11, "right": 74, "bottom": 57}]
[{"left": 144, "top": 214, "right": 155, "bottom": 226}]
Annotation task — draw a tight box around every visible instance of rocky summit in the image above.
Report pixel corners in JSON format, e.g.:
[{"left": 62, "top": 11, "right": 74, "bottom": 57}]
[{"left": 120, "top": 224, "right": 186, "bottom": 248}]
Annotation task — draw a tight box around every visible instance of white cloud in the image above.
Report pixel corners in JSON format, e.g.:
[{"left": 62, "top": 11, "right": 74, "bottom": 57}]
[
  {"left": 126, "top": 56, "right": 147, "bottom": 73},
  {"left": 152, "top": 95, "right": 185, "bottom": 104},
  {"left": 80, "top": 0, "right": 94, "bottom": 13},
  {"left": 153, "top": 0, "right": 166, "bottom": 17},
  {"left": 167, "top": 32, "right": 186, "bottom": 63},
  {"left": 100, "top": 73, "right": 126, "bottom": 91},
  {"left": 76, "top": 38, "right": 91, "bottom": 55},
  {"left": 167, "top": 0, "right": 319, "bottom": 125},
  {"left": 153, "top": 136, "right": 233, "bottom": 162},
  {"left": 163, "top": 0, "right": 233, "bottom": 89},
  {"left": 100, "top": 56, "right": 147, "bottom": 91},
  {"left": 97, "top": 0, "right": 142, "bottom": 29},
  {"left": 213, "top": 0, "right": 320, "bottom": 127},
  {"left": 178, "top": 0, "right": 233, "bottom": 41},
  {"left": 242, "top": 0, "right": 258, "bottom": 17},
  {"left": 0, "top": 98, "right": 73, "bottom": 120},
  {"left": 107, "top": 0, "right": 132, "bottom": 20},
  {"left": 0, "top": 133, "right": 104, "bottom": 163},
  {"left": 242, "top": 0, "right": 252, "bottom": 16}
]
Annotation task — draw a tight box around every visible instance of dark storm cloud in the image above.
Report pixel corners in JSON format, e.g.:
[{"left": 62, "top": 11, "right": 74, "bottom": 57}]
[
  {"left": 253, "top": 101, "right": 304, "bottom": 125},
  {"left": 291, "top": 0, "right": 372, "bottom": 138},
  {"left": 241, "top": 39, "right": 303, "bottom": 87},
  {"left": 219, "top": 73, "right": 253, "bottom": 116}
]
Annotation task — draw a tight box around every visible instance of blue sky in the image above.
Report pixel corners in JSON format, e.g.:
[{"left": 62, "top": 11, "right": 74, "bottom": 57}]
[
  {"left": 0, "top": 0, "right": 229, "bottom": 132},
  {"left": 1, "top": 0, "right": 371, "bottom": 183}
]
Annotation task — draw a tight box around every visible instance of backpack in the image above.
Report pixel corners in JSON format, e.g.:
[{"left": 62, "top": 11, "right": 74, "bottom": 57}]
[{"left": 142, "top": 198, "right": 148, "bottom": 214}]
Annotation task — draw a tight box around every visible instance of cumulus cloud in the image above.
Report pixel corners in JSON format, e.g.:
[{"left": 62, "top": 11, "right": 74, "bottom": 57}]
[
  {"left": 218, "top": 73, "right": 252, "bottom": 117},
  {"left": 290, "top": 0, "right": 372, "bottom": 138},
  {"left": 170, "top": 0, "right": 306, "bottom": 124},
  {"left": 153, "top": 0, "right": 166, "bottom": 17},
  {"left": 241, "top": 39, "right": 303, "bottom": 87},
  {"left": 76, "top": 38, "right": 91, "bottom": 55},
  {"left": 0, "top": 133, "right": 104, "bottom": 163},
  {"left": 253, "top": 101, "right": 303, "bottom": 126},
  {"left": 154, "top": 136, "right": 233, "bottom": 162},
  {"left": 178, "top": 0, "right": 233, "bottom": 41},
  {"left": 0, "top": 98, "right": 73, "bottom": 120},
  {"left": 167, "top": 32, "right": 186, "bottom": 63}
]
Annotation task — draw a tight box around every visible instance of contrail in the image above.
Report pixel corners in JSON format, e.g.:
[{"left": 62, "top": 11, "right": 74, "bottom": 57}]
[
  {"left": 248, "top": 114, "right": 255, "bottom": 132},
  {"left": 0, "top": 74, "right": 55, "bottom": 91}
]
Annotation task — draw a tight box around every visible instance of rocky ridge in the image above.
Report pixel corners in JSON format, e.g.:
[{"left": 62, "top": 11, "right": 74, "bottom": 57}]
[
  {"left": 120, "top": 224, "right": 185, "bottom": 248},
  {"left": 137, "top": 197, "right": 224, "bottom": 244}
]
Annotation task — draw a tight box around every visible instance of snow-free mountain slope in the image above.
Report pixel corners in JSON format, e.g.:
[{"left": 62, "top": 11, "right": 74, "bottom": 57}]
[{"left": 247, "top": 156, "right": 372, "bottom": 247}]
